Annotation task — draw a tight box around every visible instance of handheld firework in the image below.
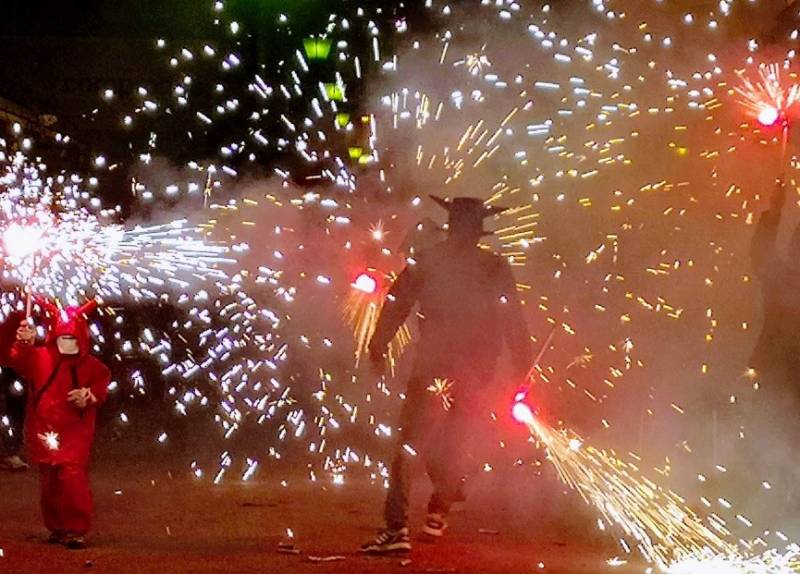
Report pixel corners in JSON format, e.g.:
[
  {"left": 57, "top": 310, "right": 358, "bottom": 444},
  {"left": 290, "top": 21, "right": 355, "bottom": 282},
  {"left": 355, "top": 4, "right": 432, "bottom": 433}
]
[
  {"left": 345, "top": 269, "right": 411, "bottom": 372},
  {"left": 506, "top": 331, "right": 798, "bottom": 569},
  {"left": 511, "top": 326, "right": 556, "bottom": 425},
  {"left": 345, "top": 269, "right": 383, "bottom": 367},
  {"left": 1, "top": 222, "right": 45, "bottom": 320},
  {"left": 735, "top": 64, "right": 800, "bottom": 178}
]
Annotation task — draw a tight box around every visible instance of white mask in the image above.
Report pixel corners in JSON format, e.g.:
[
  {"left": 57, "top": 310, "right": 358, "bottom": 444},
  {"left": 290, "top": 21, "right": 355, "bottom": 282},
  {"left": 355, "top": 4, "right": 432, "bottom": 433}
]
[{"left": 56, "top": 336, "right": 79, "bottom": 355}]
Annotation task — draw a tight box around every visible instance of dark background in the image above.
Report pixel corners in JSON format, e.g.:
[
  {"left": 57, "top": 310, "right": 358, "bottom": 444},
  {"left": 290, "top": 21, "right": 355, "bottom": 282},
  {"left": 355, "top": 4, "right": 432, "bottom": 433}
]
[
  {"left": 0, "top": 0, "right": 430, "bottom": 462},
  {"left": 0, "top": 0, "right": 439, "bottom": 210}
]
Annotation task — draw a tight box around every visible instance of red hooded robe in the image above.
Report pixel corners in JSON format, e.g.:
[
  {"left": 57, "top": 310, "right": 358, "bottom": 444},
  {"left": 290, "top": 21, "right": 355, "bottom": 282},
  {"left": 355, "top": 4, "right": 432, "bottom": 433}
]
[{"left": 7, "top": 303, "right": 110, "bottom": 466}]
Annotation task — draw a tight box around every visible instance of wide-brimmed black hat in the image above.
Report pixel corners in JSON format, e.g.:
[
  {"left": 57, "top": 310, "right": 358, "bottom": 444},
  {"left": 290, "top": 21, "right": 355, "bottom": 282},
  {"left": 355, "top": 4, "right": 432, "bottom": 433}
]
[{"left": 430, "top": 195, "right": 507, "bottom": 236}]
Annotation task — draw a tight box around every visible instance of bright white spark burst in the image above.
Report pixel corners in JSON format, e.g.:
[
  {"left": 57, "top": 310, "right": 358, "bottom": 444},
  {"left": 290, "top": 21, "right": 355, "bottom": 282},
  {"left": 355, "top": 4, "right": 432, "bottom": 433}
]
[{"left": 2, "top": 1, "right": 799, "bottom": 572}]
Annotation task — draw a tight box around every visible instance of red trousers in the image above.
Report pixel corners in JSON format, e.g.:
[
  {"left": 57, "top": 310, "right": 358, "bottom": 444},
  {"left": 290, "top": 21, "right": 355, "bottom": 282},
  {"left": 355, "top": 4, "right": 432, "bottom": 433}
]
[{"left": 39, "top": 463, "right": 93, "bottom": 535}]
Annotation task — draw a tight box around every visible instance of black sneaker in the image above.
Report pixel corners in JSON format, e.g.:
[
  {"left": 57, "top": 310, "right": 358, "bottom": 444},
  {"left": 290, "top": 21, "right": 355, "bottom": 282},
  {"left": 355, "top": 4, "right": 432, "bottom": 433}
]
[
  {"left": 360, "top": 527, "right": 411, "bottom": 554},
  {"left": 422, "top": 513, "right": 448, "bottom": 537},
  {"left": 65, "top": 535, "right": 87, "bottom": 550}
]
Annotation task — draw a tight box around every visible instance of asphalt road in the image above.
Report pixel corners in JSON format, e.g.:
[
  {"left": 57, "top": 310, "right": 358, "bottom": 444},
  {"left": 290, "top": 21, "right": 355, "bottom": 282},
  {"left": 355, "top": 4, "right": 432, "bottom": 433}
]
[{"left": 0, "top": 459, "right": 645, "bottom": 574}]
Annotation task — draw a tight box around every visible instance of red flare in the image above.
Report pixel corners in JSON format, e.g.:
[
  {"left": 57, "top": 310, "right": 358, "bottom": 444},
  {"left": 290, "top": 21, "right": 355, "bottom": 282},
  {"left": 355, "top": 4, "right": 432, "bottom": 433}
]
[
  {"left": 757, "top": 105, "right": 780, "bottom": 127},
  {"left": 352, "top": 272, "right": 378, "bottom": 294}
]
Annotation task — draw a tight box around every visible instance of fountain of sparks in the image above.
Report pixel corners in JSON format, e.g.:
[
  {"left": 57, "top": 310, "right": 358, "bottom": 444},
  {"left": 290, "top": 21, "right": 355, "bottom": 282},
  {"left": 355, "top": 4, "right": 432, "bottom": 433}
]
[
  {"left": 0, "top": 153, "right": 235, "bottom": 306},
  {"left": 3, "top": 0, "right": 800, "bottom": 569},
  {"left": 512, "top": 399, "right": 800, "bottom": 572}
]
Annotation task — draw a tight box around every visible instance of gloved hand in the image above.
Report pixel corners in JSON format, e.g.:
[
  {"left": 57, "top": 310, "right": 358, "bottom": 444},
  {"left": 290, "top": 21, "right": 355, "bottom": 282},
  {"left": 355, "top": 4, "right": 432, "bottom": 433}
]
[{"left": 67, "top": 388, "right": 97, "bottom": 409}]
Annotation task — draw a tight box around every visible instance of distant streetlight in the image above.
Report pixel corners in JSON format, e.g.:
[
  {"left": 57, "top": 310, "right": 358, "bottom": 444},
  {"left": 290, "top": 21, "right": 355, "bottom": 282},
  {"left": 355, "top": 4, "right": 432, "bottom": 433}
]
[
  {"left": 325, "top": 83, "right": 345, "bottom": 101},
  {"left": 303, "top": 37, "right": 331, "bottom": 60}
]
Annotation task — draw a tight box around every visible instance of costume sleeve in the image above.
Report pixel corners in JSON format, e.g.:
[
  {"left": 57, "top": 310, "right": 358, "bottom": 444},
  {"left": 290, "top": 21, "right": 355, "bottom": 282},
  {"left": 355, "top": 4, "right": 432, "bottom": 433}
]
[
  {"left": 751, "top": 208, "right": 780, "bottom": 279},
  {"left": 368, "top": 261, "right": 422, "bottom": 356},
  {"left": 8, "top": 342, "right": 41, "bottom": 383},
  {"left": 89, "top": 360, "right": 111, "bottom": 407},
  {"left": 0, "top": 311, "right": 25, "bottom": 366},
  {"left": 497, "top": 259, "right": 532, "bottom": 380}
]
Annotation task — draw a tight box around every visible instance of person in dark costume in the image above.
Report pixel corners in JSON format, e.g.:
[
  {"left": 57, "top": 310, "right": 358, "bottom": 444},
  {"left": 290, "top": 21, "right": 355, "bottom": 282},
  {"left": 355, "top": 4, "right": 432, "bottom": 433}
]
[
  {"left": 750, "top": 179, "right": 800, "bottom": 392},
  {"left": 398, "top": 216, "right": 447, "bottom": 257},
  {"left": 1, "top": 310, "right": 29, "bottom": 471},
  {"left": 361, "top": 196, "right": 532, "bottom": 554},
  {"left": 1, "top": 369, "right": 29, "bottom": 470},
  {"left": 744, "top": 178, "right": 800, "bottom": 513}
]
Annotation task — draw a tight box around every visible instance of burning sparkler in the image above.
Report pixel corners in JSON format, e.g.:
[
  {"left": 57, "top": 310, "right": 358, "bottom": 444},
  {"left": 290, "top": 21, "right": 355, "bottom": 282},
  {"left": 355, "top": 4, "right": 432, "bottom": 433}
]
[
  {"left": 2, "top": 219, "right": 47, "bottom": 317},
  {"left": 39, "top": 431, "right": 60, "bottom": 451},
  {"left": 514, "top": 402, "right": 800, "bottom": 571},
  {"left": 735, "top": 65, "right": 799, "bottom": 128},
  {"left": 2, "top": 2, "right": 799, "bottom": 570},
  {"left": 427, "top": 378, "right": 455, "bottom": 411},
  {"left": 736, "top": 64, "right": 800, "bottom": 175},
  {"left": 2, "top": 223, "right": 44, "bottom": 261},
  {"left": 0, "top": 160, "right": 234, "bottom": 306},
  {"left": 343, "top": 269, "right": 410, "bottom": 371}
]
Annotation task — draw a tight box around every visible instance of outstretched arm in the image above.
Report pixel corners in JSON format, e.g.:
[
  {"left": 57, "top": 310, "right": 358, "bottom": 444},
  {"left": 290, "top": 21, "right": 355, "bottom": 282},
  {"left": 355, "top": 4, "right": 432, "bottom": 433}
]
[
  {"left": 8, "top": 322, "right": 40, "bottom": 382},
  {"left": 751, "top": 179, "right": 786, "bottom": 278},
  {"left": 368, "top": 262, "right": 422, "bottom": 363}
]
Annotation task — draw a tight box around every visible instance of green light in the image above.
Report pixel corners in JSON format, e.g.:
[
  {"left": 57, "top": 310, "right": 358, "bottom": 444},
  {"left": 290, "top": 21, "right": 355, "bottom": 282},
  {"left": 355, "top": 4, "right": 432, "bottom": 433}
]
[
  {"left": 325, "top": 83, "right": 345, "bottom": 101},
  {"left": 303, "top": 37, "right": 332, "bottom": 60},
  {"left": 335, "top": 113, "right": 351, "bottom": 127},
  {"left": 348, "top": 146, "right": 363, "bottom": 159}
]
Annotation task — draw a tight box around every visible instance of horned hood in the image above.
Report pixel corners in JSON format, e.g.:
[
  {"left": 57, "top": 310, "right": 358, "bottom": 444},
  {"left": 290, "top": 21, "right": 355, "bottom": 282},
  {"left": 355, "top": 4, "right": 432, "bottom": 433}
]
[{"left": 41, "top": 299, "right": 96, "bottom": 357}]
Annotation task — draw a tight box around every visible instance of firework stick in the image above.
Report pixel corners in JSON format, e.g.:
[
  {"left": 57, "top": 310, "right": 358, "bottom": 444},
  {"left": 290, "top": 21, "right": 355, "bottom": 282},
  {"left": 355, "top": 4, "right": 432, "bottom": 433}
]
[
  {"left": 521, "top": 326, "right": 557, "bottom": 388},
  {"left": 22, "top": 286, "right": 35, "bottom": 344},
  {"left": 24, "top": 255, "right": 39, "bottom": 322},
  {"left": 781, "top": 122, "right": 791, "bottom": 178}
]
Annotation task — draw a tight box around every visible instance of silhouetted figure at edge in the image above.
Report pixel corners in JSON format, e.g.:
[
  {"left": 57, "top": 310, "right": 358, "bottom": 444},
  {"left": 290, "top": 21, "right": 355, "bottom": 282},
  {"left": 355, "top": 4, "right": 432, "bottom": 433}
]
[
  {"left": 360, "top": 196, "right": 532, "bottom": 555},
  {"left": 1, "top": 311, "right": 29, "bottom": 471},
  {"left": 745, "top": 178, "right": 800, "bottom": 511},
  {"left": 750, "top": 179, "right": 800, "bottom": 391}
]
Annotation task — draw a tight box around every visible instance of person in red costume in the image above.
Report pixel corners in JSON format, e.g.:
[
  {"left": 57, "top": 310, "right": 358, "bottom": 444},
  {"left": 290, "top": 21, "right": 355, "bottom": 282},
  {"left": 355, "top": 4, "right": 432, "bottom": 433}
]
[{"left": 9, "top": 299, "right": 110, "bottom": 550}]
